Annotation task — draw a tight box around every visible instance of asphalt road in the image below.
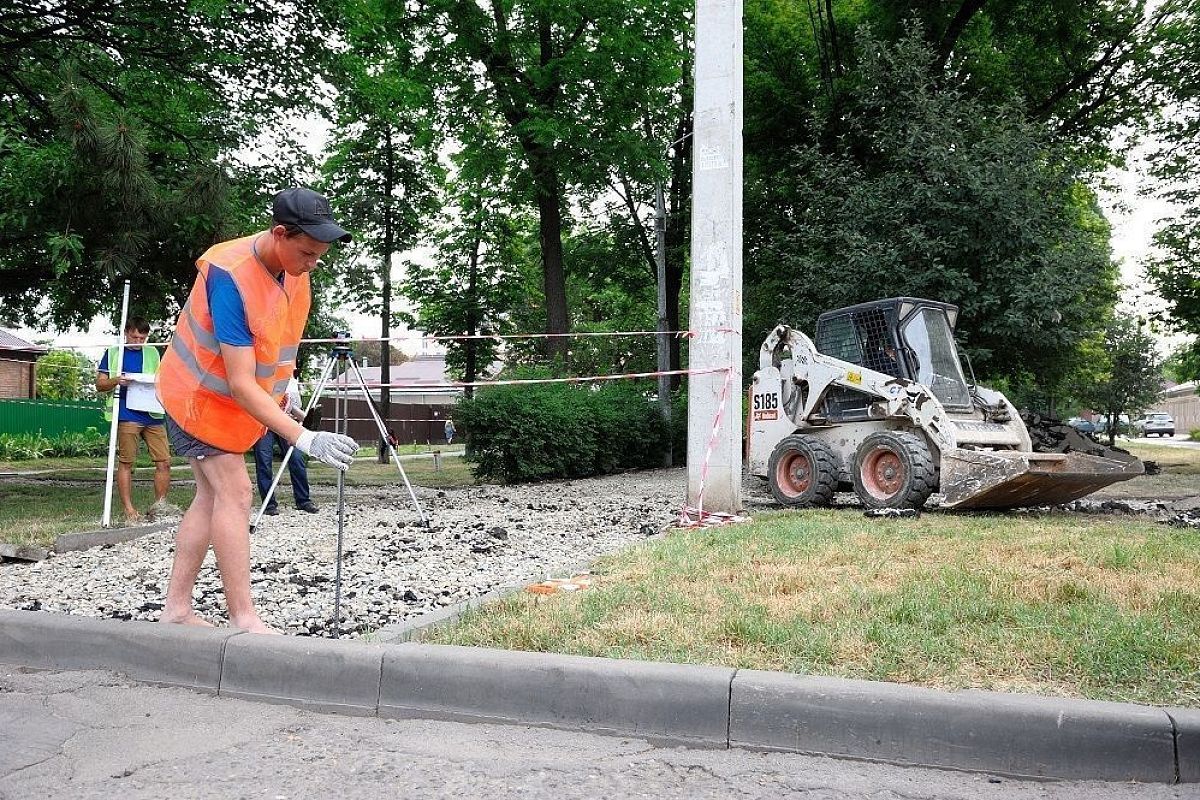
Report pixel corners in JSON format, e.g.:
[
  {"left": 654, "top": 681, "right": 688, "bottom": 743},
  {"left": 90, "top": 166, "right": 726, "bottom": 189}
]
[{"left": 3, "top": 667, "right": 1196, "bottom": 800}]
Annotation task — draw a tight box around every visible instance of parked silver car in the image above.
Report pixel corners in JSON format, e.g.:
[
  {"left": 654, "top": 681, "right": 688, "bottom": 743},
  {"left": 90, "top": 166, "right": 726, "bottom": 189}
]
[{"left": 1137, "top": 412, "right": 1175, "bottom": 437}]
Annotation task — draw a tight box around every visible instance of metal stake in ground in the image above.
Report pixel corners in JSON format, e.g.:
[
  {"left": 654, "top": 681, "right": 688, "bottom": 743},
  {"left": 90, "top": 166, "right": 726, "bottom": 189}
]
[
  {"left": 333, "top": 333, "right": 350, "bottom": 639},
  {"left": 251, "top": 332, "right": 430, "bottom": 637}
]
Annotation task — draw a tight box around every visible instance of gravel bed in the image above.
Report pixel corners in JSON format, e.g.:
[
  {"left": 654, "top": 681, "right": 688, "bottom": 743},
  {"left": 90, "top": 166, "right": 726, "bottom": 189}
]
[
  {"left": 4, "top": 468, "right": 1186, "bottom": 639},
  {"left": 1, "top": 469, "right": 687, "bottom": 638}
]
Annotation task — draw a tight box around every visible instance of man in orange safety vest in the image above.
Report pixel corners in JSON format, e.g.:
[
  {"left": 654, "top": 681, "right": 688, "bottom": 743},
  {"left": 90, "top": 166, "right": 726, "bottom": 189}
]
[{"left": 156, "top": 188, "right": 358, "bottom": 633}]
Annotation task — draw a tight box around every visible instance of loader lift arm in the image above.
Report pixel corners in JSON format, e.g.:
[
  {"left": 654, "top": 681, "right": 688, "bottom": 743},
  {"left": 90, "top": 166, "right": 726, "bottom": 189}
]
[{"left": 759, "top": 324, "right": 957, "bottom": 454}]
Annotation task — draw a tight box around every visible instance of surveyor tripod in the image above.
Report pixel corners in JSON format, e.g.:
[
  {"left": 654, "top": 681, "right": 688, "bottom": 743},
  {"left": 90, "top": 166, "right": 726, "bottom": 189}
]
[{"left": 251, "top": 333, "right": 429, "bottom": 638}]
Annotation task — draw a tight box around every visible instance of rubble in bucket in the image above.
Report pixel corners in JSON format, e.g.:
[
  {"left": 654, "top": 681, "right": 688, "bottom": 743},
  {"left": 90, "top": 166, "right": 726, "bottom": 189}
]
[{"left": 1019, "top": 411, "right": 1140, "bottom": 463}]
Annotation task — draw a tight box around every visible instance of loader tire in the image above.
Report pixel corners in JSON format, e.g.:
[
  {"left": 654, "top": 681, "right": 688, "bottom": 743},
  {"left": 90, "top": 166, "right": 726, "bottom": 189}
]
[
  {"left": 768, "top": 434, "right": 839, "bottom": 507},
  {"left": 852, "top": 431, "right": 936, "bottom": 510}
]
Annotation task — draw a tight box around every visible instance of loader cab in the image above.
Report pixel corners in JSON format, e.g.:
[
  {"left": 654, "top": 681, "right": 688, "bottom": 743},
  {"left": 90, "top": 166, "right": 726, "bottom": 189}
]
[{"left": 814, "top": 298, "right": 972, "bottom": 420}]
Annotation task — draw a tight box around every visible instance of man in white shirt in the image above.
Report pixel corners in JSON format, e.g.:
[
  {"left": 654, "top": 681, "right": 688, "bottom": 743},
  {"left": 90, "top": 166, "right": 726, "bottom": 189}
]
[{"left": 252, "top": 373, "right": 317, "bottom": 515}]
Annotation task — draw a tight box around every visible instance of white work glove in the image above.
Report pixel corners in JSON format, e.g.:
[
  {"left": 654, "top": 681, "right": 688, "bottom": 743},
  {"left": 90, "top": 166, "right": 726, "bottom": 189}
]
[{"left": 295, "top": 430, "right": 359, "bottom": 472}]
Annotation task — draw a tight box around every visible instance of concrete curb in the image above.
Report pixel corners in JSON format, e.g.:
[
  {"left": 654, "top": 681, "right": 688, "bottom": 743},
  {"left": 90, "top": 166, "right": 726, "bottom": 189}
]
[
  {"left": 221, "top": 634, "right": 383, "bottom": 716},
  {"left": 0, "top": 610, "right": 1192, "bottom": 783},
  {"left": 0, "top": 611, "right": 237, "bottom": 692},
  {"left": 378, "top": 643, "right": 733, "bottom": 747},
  {"left": 53, "top": 521, "right": 175, "bottom": 554},
  {"left": 1170, "top": 708, "right": 1200, "bottom": 783},
  {"left": 0, "top": 522, "right": 176, "bottom": 563},
  {"left": 730, "top": 670, "right": 1176, "bottom": 782},
  {"left": 0, "top": 543, "right": 49, "bottom": 562}
]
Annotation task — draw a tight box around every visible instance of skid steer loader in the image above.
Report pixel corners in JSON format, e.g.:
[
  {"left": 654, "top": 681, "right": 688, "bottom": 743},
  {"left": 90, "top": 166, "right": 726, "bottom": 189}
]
[{"left": 747, "top": 298, "right": 1143, "bottom": 510}]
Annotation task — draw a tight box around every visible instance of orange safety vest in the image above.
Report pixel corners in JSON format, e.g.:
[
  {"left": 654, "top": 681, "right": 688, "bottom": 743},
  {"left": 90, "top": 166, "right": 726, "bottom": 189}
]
[{"left": 157, "top": 234, "right": 311, "bottom": 452}]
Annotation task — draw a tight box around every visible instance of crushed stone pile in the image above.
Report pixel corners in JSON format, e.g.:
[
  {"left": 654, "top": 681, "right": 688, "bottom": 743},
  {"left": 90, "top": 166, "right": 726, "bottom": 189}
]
[{"left": 0, "top": 469, "right": 685, "bottom": 638}]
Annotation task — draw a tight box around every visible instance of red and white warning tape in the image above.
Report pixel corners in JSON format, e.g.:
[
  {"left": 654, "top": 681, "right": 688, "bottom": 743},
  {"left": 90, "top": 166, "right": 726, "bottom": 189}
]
[
  {"left": 317, "top": 366, "right": 724, "bottom": 391},
  {"left": 42, "top": 327, "right": 738, "bottom": 351},
  {"left": 677, "top": 368, "right": 748, "bottom": 529}
]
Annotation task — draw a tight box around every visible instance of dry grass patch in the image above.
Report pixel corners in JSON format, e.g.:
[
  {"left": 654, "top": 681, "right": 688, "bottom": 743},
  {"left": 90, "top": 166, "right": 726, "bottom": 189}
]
[
  {"left": 429, "top": 507, "right": 1200, "bottom": 707},
  {"left": 1123, "top": 440, "right": 1200, "bottom": 472}
]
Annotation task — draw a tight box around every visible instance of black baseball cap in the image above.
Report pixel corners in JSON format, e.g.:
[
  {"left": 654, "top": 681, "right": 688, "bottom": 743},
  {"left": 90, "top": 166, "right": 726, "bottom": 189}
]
[{"left": 272, "top": 187, "right": 352, "bottom": 243}]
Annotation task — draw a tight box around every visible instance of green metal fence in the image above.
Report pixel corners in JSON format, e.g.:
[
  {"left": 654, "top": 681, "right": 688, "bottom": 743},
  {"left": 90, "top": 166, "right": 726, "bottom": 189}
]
[{"left": 0, "top": 398, "right": 105, "bottom": 437}]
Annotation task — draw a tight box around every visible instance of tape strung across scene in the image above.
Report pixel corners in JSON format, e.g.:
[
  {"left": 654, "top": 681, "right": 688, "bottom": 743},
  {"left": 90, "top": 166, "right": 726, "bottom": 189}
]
[
  {"left": 39, "top": 327, "right": 738, "bottom": 351},
  {"left": 315, "top": 366, "right": 726, "bottom": 392},
  {"left": 12, "top": 327, "right": 744, "bottom": 531}
]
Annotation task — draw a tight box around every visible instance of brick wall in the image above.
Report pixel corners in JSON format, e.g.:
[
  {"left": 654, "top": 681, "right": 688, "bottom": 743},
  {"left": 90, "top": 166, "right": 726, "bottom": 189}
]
[{"left": 0, "top": 356, "right": 34, "bottom": 399}]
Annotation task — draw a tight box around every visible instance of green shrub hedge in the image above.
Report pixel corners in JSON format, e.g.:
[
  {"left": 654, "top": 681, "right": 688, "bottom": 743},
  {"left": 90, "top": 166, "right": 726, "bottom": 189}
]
[
  {"left": 0, "top": 429, "right": 109, "bottom": 461},
  {"left": 456, "top": 380, "right": 679, "bottom": 483}
]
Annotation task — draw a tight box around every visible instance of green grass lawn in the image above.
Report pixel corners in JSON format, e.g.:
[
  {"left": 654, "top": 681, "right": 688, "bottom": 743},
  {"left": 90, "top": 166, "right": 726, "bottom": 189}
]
[
  {"left": 426, "top": 509, "right": 1200, "bottom": 707},
  {"left": 1121, "top": 440, "right": 1200, "bottom": 473},
  {"left": 0, "top": 444, "right": 462, "bottom": 476},
  {"left": 0, "top": 482, "right": 198, "bottom": 548},
  {"left": 0, "top": 453, "right": 191, "bottom": 474},
  {"left": 1091, "top": 441, "right": 1200, "bottom": 501},
  {"left": 357, "top": 443, "right": 466, "bottom": 458}
]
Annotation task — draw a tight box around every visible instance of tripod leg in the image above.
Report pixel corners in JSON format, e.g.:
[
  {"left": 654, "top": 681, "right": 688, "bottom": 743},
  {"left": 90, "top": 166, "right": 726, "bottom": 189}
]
[
  {"left": 346, "top": 357, "right": 430, "bottom": 526},
  {"left": 251, "top": 354, "right": 338, "bottom": 532}
]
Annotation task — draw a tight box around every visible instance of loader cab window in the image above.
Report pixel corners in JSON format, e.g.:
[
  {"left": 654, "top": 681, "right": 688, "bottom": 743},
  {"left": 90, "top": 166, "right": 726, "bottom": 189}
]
[
  {"left": 814, "top": 315, "right": 862, "bottom": 363},
  {"left": 815, "top": 306, "right": 902, "bottom": 421},
  {"left": 901, "top": 308, "right": 971, "bottom": 408},
  {"left": 815, "top": 307, "right": 901, "bottom": 375}
]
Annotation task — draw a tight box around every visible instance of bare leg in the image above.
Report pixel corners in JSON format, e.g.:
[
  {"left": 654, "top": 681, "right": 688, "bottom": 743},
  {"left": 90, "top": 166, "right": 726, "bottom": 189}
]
[
  {"left": 117, "top": 461, "right": 139, "bottom": 522},
  {"left": 153, "top": 460, "right": 171, "bottom": 503},
  {"left": 194, "top": 453, "right": 278, "bottom": 634},
  {"left": 161, "top": 458, "right": 216, "bottom": 627}
]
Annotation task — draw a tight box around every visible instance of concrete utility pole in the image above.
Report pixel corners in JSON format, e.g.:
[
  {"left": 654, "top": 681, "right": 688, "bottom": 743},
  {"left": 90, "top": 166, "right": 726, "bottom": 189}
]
[{"left": 687, "top": 0, "right": 743, "bottom": 513}]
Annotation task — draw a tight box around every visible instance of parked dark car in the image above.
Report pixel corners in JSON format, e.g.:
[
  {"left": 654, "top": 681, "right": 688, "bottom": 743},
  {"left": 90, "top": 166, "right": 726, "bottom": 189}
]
[
  {"left": 1094, "top": 414, "right": 1130, "bottom": 437},
  {"left": 1067, "top": 417, "right": 1096, "bottom": 434}
]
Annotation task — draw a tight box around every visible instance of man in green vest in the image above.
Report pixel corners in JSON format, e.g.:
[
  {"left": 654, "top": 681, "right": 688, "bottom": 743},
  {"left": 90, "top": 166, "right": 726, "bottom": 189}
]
[{"left": 96, "top": 317, "right": 175, "bottom": 524}]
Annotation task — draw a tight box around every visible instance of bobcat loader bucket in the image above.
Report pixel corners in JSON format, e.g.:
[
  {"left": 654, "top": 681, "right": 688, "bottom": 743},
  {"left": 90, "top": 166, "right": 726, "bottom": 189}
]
[{"left": 939, "top": 448, "right": 1144, "bottom": 510}]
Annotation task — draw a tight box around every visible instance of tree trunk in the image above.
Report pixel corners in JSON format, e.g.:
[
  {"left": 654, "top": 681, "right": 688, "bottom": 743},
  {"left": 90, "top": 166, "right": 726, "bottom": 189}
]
[
  {"left": 464, "top": 220, "right": 483, "bottom": 399},
  {"left": 666, "top": 104, "right": 692, "bottom": 390},
  {"left": 532, "top": 157, "right": 569, "bottom": 360}
]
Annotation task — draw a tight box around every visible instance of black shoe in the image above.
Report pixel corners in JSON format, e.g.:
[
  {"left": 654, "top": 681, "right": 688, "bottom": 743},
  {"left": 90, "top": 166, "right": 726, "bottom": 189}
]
[
  {"left": 298, "top": 501, "right": 319, "bottom": 514},
  {"left": 263, "top": 505, "right": 279, "bottom": 516}
]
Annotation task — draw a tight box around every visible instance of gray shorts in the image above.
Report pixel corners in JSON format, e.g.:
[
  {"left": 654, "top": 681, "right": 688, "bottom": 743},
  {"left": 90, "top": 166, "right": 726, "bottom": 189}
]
[{"left": 165, "top": 416, "right": 237, "bottom": 459}]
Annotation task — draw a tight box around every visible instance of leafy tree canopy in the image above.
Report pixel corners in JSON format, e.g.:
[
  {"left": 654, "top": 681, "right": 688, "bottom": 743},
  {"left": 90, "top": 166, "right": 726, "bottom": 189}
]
[
  {"left": 407, "top": 0, "right": 692, "bottom": 352},
  {"left": 744, "top": 27, "right": 1118, "bottom": 384},
  {"left": 0, "top": 0, "right": 340, "bottom": 330},
  {"left": 34, "top": 349, "right": 95, "bottom": 401},
  {"left": 1079, "top": 315, "right": 1164, "bottom": 445}
]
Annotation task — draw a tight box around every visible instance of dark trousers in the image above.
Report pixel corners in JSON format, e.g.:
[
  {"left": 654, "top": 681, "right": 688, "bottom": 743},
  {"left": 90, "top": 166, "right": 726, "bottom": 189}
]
[{"left": 253, "top": 431, "right": 311, "bottom": 507}]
